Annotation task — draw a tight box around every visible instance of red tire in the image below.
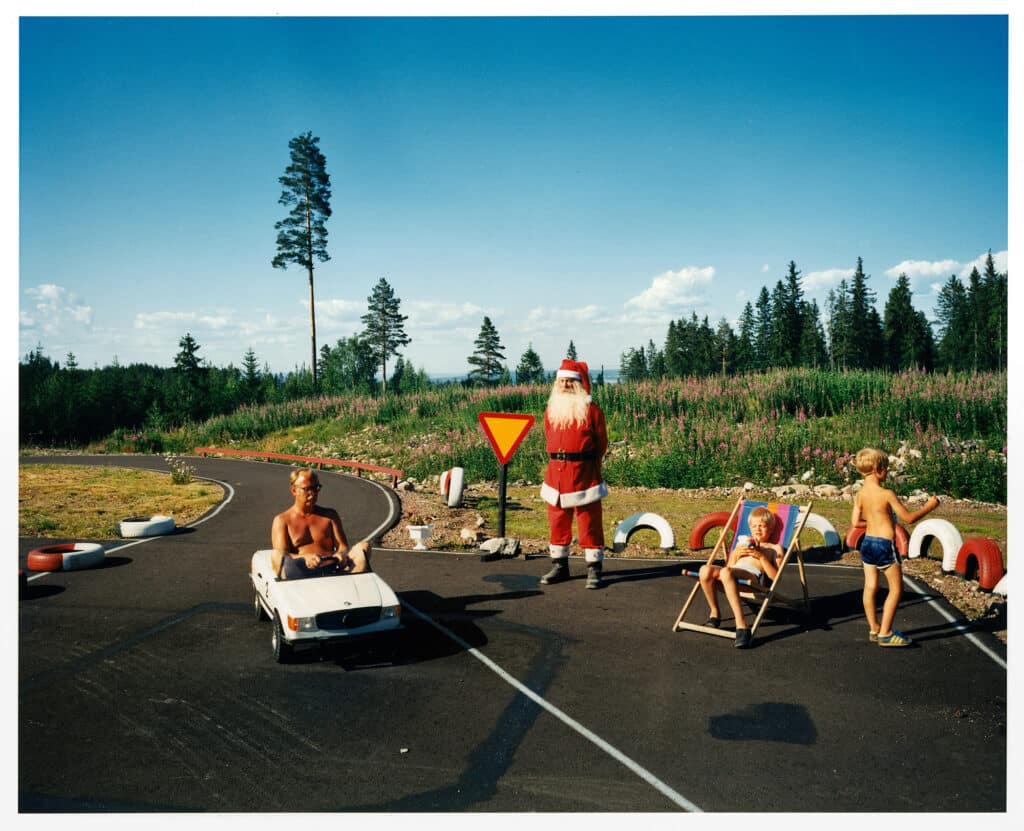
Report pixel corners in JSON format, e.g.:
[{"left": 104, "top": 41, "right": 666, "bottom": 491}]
[
  {"left": 27, "top": 546, "right": 66, "bottom": 572},
  {"left": 27, "top": 542, "right": 105, "bottom": 572},
  {"left": 844, "top": 525, "right": 909, "bottom": 555},
  {"left": 688, "top": 511, "right": 737, "bottom": 550},
  {"left": 955, "top": 537, "right": 1005, "bottom": 591}
]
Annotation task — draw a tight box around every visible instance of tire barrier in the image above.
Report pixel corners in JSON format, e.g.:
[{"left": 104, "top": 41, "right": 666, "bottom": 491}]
[
  {"left": 907, "top": 518, "right": 964, "bottom": 572},
  {"left": 613, "top": 512, "right": 675, "bottom": 552},
  {"left": 442, "top": 467, "right": 465, "bottom": 508},
  {"left": 118, "top": 515, "right": 175, "bottom": 538},
  {"left": 955, "top": 537, "right": 1005, "bottom": 591},
  {"left": 845, "top": 524, "right": 910, "bottom": 556},
  {"left": 991, "top": 574, "right": 1007, "bottom": 597},
  {"left": 799, "top": 512, "right": 842, "bottom": 554},
  {"left": 26, "top": 542, "right": 105, "bottom": 572},
  {"left": 687, "top": 511, "right": 736, "bottom": 550}
]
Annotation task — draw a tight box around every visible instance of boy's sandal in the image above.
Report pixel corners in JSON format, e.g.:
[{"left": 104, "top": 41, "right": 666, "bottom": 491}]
[
  {"left": 877, "top": 631, "right": 913, "bottom": 647},
  {"left": 705, "top": 616, "right": 721, "bottom": 629}
]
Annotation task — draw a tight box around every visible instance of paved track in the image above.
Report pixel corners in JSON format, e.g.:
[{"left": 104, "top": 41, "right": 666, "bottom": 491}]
[{"left": 19, "top": 455, "right": 1006, "bottom": 812}]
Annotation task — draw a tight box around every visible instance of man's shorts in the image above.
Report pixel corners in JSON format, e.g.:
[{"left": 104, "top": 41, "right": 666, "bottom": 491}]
[
  {"left": 282, "top": 555, "right": 348, "bottom": 579},
  {"left": 860, "top": 535, "right": 899, "bottom": 569}
]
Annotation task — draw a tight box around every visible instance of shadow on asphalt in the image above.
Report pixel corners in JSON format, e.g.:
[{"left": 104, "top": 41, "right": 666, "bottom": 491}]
[
  {"left": 295, "top": 586, "right": 547, "bottom": 671},
  {"left": 708, "top": 701, "right": 818, "bottom": 744},
  {"left": 20, "top": 583, "right": 65, "bottom": 600}
]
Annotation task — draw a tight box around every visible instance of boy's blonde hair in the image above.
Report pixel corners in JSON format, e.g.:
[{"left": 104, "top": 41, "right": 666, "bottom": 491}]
[
  {"left": 855, "top": 448, "right": 889, "bottom": 475},
  {"left": 748, "top": 506, "right": 775, "bottom": 531}
]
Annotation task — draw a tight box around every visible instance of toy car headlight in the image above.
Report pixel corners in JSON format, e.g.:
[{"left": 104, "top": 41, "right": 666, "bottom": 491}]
[
  {"left": 287, "top": 615, "right": 317, "bottom": 632},
  {"left": 382, "top": 604, "right": 401, "bottom": 619}
]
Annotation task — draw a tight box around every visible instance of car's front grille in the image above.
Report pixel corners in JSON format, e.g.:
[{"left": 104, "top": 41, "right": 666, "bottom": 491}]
[{"left": 316, "top": 607, "right": 381, "bottom": 629}]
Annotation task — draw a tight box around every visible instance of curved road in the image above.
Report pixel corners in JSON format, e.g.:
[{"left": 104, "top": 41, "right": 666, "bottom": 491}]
[{"left": 19, "top": 455, "right": 1006, "bottom": 812}]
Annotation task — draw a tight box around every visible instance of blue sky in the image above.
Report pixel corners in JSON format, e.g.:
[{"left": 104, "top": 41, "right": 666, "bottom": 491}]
[{"left": 14, "top": 6, "right": 1012, "bottom": 377}]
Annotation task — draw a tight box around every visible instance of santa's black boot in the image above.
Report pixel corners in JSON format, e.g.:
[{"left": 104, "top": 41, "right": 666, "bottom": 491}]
[
  {"left": 540, "top": 559, "right": 570, "bottom": 585},
  {"left": 585, "top": 562, "right": 603, "bottom": 590}
]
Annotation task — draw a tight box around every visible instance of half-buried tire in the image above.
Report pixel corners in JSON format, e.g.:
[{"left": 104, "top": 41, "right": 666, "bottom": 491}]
[{"left": 119, "top": 515, "right": 176, "bottom": 538}]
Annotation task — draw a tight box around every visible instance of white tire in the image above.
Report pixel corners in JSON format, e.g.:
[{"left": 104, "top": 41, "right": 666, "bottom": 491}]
[
  {"left": 800, "top": 512, "right": 842, "bottom": 553},
  {"left": 612, "top": 512, "right": 675, "bottom": 552},
  {"left": 119, "top": 515, "right": 176, "bottom": 538},
  {"left": 991, "top": 574, "right": 1007, "bottom": 597},
  {"left": 62, "top": 542, "right": 106, "bottom": 570},
  {"left": 446, "top": 467, "right": 465, "bottom": 508},
  {"left": 907, "top": 518, "right": 963, "bottom": 572},
  {"left": 439, "top": 470, "right": 451, "bottom": 496}
]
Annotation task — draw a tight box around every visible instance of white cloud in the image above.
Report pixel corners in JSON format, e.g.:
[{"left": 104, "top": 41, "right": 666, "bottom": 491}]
[
  {"left": 761, "top": 264, "right": 770, "bottom": 273},
  {"left": 803, "top": 268, "right": 855, "bottom": 291},
  {"left": 21, "top": 284, "right": 94, "bottom": 335},
  {"left": 958, "top": 249, "right": 1008, "bottom": 279},
  {"left": 883, "top": 258, "right": 960, "bottom": 284},
  {"left": 625, "top": 266, "right": 714, "bottom": 311},
  {"left": 316, "top": 297, "right": 365, "bottom": 322}
]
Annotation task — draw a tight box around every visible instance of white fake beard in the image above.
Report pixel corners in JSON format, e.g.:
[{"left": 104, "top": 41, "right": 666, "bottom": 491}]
[{"left": 547, "top": 385, "right": 590, "bottom": 429}]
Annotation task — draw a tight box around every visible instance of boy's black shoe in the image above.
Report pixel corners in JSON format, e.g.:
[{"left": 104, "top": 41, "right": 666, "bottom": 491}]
[{"left": 734, "top": 628, "right": 752, "bottom": 649}]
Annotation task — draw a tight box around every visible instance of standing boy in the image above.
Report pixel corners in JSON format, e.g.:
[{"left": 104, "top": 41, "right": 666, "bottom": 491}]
[{"left": 851, "top": 448, "right": 939, "bottom": 646}]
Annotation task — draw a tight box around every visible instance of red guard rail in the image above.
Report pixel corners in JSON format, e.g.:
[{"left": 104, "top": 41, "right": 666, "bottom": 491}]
[{"left": 193, "top": 447, "right": 404, "bottom": 488}]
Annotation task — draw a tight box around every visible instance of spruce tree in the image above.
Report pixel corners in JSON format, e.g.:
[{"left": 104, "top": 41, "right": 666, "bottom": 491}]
[
  {"left": 360, "top": 277, "right": 411, "bottom": 395},
  {"left": 467, "top": 317, "right": 506, "bottom": 385},
  {"left": 272, "top": 131, "right": 332, "bottom": 387},
  {"left": 515, "top": 343, "right": 545, "bottom": 385}
]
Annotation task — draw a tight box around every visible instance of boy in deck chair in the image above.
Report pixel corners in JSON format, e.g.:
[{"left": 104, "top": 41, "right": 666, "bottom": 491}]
[
  {"left": 698, "top": 506, "right": 784, "bottom": 648},
  {"left": 851, "top": 448, "right": 939, "bottom": 647}
]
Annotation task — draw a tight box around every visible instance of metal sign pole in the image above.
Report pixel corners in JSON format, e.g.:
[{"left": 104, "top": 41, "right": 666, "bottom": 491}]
[{"left": 497, "top": 462, "right": 508, "bottom": 537}]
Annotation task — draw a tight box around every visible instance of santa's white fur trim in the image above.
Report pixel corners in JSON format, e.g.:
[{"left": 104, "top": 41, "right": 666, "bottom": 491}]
[
  {"left": 556, "top": 369, "right": 582, "bottom": 381},
  {"left": 540, "top": 480, "right": 608, "bottom": 508}
]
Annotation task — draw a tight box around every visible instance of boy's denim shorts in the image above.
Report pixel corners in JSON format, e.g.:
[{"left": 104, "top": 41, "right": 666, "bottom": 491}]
[{"left": 860, "top": 535, "right": 899, "bottom": 569}]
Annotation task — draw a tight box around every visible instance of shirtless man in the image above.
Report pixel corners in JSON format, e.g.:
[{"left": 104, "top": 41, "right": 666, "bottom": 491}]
[{"left": 270, "top": 468, "right": 371, "bottom": 579}]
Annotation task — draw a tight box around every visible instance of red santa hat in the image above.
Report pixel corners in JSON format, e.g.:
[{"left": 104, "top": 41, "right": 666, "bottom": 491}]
[{"left": 556, "top": 358, "right": 591, "bottom": 394}]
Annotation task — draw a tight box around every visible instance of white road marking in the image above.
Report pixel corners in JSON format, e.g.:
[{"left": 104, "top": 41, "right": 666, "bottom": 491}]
[{"left": 401, "top": 596, "right": 703, "bottom": 813}]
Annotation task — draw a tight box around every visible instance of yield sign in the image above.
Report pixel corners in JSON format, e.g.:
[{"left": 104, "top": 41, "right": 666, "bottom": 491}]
[{"left": 477, "top": 412, "right": 535, "bottom": 465}]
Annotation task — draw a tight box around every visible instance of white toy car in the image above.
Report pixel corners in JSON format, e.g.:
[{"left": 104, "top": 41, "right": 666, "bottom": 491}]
[{"left": 250, "top": 549, "right": 402, "bottom": 662}]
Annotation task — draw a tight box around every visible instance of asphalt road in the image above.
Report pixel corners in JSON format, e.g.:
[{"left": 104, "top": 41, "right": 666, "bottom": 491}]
[{"left": 19, "top": 455, "right": 1007, "bottom": 813}]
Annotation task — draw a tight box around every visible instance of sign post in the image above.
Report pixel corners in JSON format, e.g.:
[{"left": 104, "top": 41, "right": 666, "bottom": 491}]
[{"left": 477, "top": 412, "right": 536, "bottom": 538}]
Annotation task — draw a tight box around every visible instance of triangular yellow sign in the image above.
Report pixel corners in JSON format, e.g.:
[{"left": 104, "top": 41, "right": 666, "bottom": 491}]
[{"left": 477, "top": 412, "right": 536, "bottom": 465}]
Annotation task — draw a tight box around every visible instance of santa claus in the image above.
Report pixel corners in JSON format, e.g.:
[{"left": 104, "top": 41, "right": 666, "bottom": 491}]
[{"left": 540, "top": 358, "right": 608, "bottom": 589}]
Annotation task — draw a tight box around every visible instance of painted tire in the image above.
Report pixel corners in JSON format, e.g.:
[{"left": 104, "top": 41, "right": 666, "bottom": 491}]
[
  {"left": 907, "top": 518, "right": 964, "bottom": 572},
  {"left": 26, "top": 542, "right": 105, "bottom": 572},
  {"left": 955, "top": 537, "right": 1005, "bottom": 591},
  {"left": 688, "top": 511, "right": 736, "bottom": 550},
  {"left": 991, "top": 574, "right": 1007, "bottom": 597},
  {"left": 119, "top": 515, "right": 175, "bottom": 538},
  {"left": 845, "top": 524, "right": 910, "bottom": 556},
  {"left": 800, "top": 512, "right": 842, "bottom": 553},
  {"left": 613, "top": 512, "right": 675, "bottom": 552},
  {"left": 439, "top": 470, "right": 451, "bottom": 496},
  {"left": 445, "top": 467, "right": 465, "bottom": 508}
]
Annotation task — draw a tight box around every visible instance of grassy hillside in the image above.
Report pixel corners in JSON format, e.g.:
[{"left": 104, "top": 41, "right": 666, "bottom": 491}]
[{"left": 88, "top": 368, "right": 1007, "bottom": 503}]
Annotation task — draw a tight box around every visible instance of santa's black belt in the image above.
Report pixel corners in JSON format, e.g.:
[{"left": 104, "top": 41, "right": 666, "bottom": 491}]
[{"left": 549, "top": 452, "right": 596, "bottom": 461}]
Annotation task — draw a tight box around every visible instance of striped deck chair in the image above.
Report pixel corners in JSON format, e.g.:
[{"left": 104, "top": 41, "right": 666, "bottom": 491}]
[{"left": 672, "top": 499, "right": 812, "bottom": 642}]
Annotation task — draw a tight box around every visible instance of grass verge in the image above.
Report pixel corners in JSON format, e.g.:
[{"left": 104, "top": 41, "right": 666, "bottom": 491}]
[{"left": 19, "top": 464, "right": 224, "bottom": 539}]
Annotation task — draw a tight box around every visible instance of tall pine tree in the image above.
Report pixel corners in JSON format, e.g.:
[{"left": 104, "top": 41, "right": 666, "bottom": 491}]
[{"left": 272, "top": 131, "right": 332, "bottom": 387}]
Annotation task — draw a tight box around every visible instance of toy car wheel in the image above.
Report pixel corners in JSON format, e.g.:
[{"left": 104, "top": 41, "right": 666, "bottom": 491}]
[
  {"left": 272, "top": 614, "right": 291, "bottom": 663},
  {"left": 254, "top": 591, "right": 268, "bottom": 621}
]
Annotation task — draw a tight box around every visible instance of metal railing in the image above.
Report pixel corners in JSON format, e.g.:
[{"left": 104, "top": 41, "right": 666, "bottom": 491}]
[{"left": 193, "top": 446, "right": 404, "bottom": 488}]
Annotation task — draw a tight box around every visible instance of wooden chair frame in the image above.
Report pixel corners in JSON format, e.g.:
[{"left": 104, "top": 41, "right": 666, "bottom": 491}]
[{"left": 672, "top": 499, "right": 813, "bottom": 642}]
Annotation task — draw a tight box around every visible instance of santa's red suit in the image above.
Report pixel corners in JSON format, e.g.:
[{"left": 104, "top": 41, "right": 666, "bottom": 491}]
[{"left": 540, "top": 360, "right": 608, "bottom": 562}]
